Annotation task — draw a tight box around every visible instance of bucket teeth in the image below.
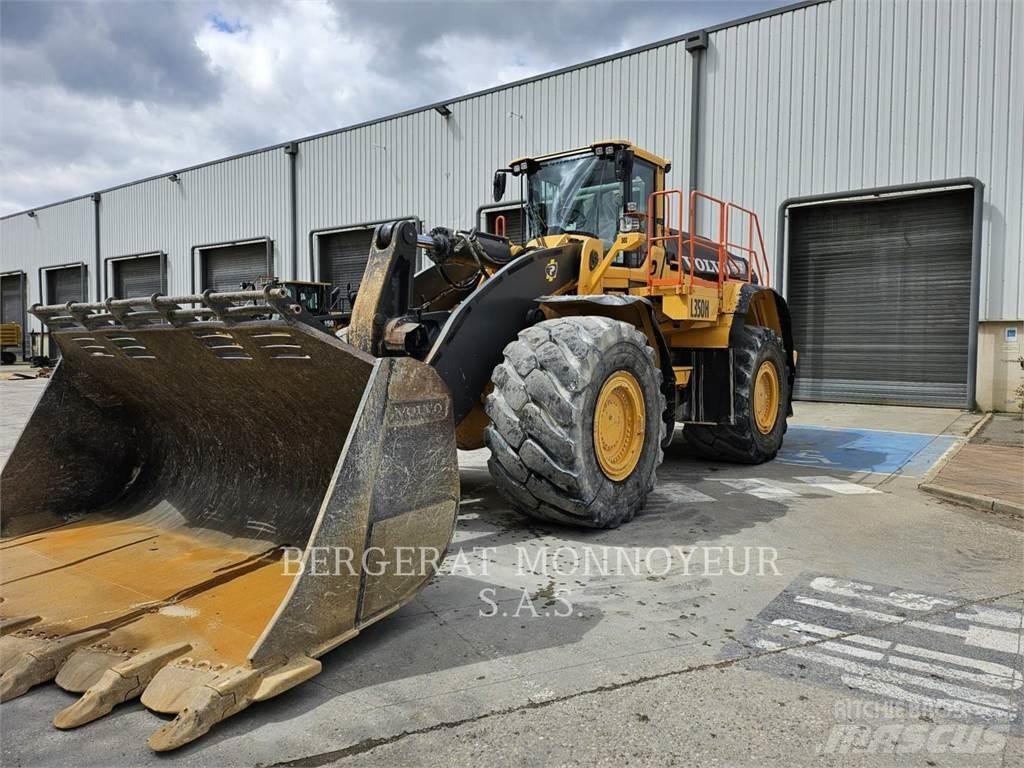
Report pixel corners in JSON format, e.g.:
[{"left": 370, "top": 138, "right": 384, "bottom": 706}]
[
  {"left": 0, "top": 616, "right": 41, "bottom": 636},
  {"left": 54, "top": 643, "right": 192, "bottom": 729},
  {"left": 147, "top": 666, "right": 262, "bottom": 752},
  {"left": 0, "top": 629, "right": 108, "bottom": 702}
]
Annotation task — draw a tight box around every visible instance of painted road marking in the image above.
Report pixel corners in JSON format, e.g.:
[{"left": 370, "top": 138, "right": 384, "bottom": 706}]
[
  {"left": 713, "top": 478, "right": 801, "bottom": 499},
  {"left": 795, "top": 476, "right": 882, "bottom": 494},
  {"left": 778, "top": 425, "right": 961, "bottom": 478},
  {"left": 770, "top": 620, "right": 1021, "bottom": 690},
  {"left": 808, "top": 576, "right": 957, "bottom": 611},
  {"left": 956, "top": 605, "right": 1024, "bottom": 629},
  {"left": 733, "top": 572, "right": 1023, "bottom": 725},
  {"left": 654, "top": 482, "right": 715, "bottom": 503}
]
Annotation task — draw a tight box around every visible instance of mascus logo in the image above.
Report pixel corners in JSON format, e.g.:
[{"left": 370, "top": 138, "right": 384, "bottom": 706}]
[{"left": 389, "top": 398, "right": 450, "bottom": 426}]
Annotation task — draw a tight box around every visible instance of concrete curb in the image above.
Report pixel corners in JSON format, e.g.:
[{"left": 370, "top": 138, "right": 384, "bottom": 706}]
[
  {"left": 918, "top": 412, "right": 992, "bottom": 486},
  {"left": 919, "top": 481, "right": 1024, "bottom": 518},
  {"left": 917, "top": 413, "right": 1023, "bottom": 518}
]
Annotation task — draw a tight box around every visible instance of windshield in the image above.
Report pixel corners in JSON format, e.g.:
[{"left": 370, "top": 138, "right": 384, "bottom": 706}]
[{"left": 526, "top": 154, "right": 621, "bottom": 245}]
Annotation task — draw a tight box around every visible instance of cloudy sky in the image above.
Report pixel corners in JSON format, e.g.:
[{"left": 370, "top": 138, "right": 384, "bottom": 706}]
[{"left": 0, "top": 0, "right": 788, "bottom": 215}]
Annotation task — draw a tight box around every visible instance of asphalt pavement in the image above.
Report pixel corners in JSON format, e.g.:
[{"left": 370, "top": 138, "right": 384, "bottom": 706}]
[{"left": 0, "top": 379, "right": 1020, "bottom": 767}]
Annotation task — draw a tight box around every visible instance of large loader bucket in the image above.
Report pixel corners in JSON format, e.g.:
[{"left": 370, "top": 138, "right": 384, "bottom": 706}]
[{"left": 0, "top": 290, "right": 458, "bottom": 750}]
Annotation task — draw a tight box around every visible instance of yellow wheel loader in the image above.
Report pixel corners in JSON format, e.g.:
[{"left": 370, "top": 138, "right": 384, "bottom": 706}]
[{"left": 0, "top": 140, "right": 795, "bottom": 749}]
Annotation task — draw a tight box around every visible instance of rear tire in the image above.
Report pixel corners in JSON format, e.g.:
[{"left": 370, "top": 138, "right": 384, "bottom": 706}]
[
  {"left": 484, "top": 317, "right": 665, "bottom": 528},
  {"left": 683, "top": 325, "right": 789, "bottom": 464}
]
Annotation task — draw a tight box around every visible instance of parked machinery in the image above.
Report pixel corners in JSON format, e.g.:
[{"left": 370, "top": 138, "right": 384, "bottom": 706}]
[{"left": 0, "top": 140, "right": 795, "bottom": 749}]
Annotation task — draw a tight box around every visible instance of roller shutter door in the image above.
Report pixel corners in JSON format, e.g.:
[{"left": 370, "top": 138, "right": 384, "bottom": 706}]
[
  {"left": 112, "top": 255, "right": 162, "bottom": 298},
  {"left": 45, "top": 266, "right": 85, "bottom": 360},
  {"left": 787, "top": 189, "right": 973, "bottom": 407},
  {"left": 484, "top": 207, "right": 526, "bottom": 242},
  {"left": 201, "top": 242, "right": 268, "bottom": 292},
  {"left": 318, "top": 230, "right": 373, "bottom": 303},
  {"left": 1, "top": 274, "right": 26, "bottom": 359},
  {"left": 1, "top": 274, "right": 25, "bottom": 326},
  {"left": 47, "top": 265, "right": 85, "bottom": 305}
]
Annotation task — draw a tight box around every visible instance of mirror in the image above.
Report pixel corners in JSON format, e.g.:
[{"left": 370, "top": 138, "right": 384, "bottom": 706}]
[
  {"left": 492, "top": 170, "right": 508, "bottom": 202},
  {"left": 614, "top": 148, "right": 634, "bottom": 182}
]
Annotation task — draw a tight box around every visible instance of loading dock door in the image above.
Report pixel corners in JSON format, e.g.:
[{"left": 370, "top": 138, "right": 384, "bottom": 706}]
[
  {"left": 1, "top": 273, "right": 26, "bottom": 359},
  {"left": 45, "top": 265, "right": 86, "bottom": 360},
  {"left": 318, "top": 229, "right": 374, "bottom": 309},
  {"left": 787, "top": 189, "right": 973, "bottom": 407},
  {"left": 112, "top": 255, "right": 162, "bottom": 298},
  {"left": 201, "top": 242, "right": 269, "bottom": 292}
]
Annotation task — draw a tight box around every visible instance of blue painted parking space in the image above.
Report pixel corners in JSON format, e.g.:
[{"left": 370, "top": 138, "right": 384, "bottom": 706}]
[{"left": 776, "top": 425, "right": 960, "bottom": 478}]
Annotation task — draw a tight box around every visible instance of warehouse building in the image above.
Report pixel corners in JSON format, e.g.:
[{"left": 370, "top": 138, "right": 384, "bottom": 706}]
[{"left": 1, "top": 0, "right": 1021, "bottom": 410}]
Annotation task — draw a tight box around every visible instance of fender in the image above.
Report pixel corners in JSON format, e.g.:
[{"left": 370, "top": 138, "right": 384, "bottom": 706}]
[
  {"left": 731, "top": 284, "right": 797, "bottom": 415},
  {"left": 425, "top": 242, "right": 581, "bottom": 425}
]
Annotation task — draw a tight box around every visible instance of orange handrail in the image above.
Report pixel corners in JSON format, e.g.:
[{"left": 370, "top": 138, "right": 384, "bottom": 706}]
[
  {"left": 645, "top": 189, "right": 685, "bottom": 288},
  {"left": 645, "top": 188, "right": 769, "bottom": 289}
]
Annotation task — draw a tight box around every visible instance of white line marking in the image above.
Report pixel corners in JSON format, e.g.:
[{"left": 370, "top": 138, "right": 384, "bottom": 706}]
[
  {"left": 758, "top": 643, "right": 1015, "bottom": 712},
  {"left": 771, "top": 618, "right": 1020, "bottom": 689},
  {"left": 818, "top": 640, "right": 886, "bottom": 661},
  {"left": 771, "top": 618, "right": 892, "bottom": 648},
  {"left": 902, "top": 620, "right": 1022, "bottom": 654},
  {"left": 892, "top": 643, "right": 1022, "bottom": 681},
  {"left": 956, "top": 606, "right": 1024, "bottom": 629},
  {"left": 839, "top": 674, "right": 1012, "bottom": 722},
  {"left": 795, "top": 476, "right": 882, "bottom": 494},
  {"left": 794, "top": 596, "right": 903, "bottom": 623},
  {"left": 965, "top": 625, "right": 1021, "bottom": 655},
  {"left": 714, "top": 478, "right": 800, "bottom": 499},
  {"left": 888, "top": 655, "right": 1021, "bottom": 692},
  {"left": 656, "top": 482, "right": 715, "bottom": 502},
  {"left": 808, "top": 576, "right": 958, "bottom": 611}
]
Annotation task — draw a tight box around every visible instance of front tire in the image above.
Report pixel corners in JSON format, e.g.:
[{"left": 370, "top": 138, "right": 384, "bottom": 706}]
[
  {"left": 683, "top": 325, "right": 789, "bottom": 463},
  {"left": 484, "top": 317, "right": 666, "bottom": 528}
]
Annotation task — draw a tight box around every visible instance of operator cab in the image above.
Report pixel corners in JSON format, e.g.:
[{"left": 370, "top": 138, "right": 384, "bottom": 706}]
[
  {"left": 494, "top": 141, "right": 663, "bottom": 250},
  {"left": 492, "top": 141, "right": 751, "bottom": 282}
]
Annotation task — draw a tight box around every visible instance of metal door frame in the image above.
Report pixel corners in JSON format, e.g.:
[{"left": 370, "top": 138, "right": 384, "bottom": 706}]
[
  {"left": 777, "top": 177, "right": 983, "bottom": 410},
  {"left": 104, "top": 250, "right": 167, "bottom": 297},
  {"left": 39, "top": 262, "right": 88, "bottom": 305},
  {"left": 39, "top": 262, "right": 88, "bottom": 360},
  {"left": 191, "top": 237, "right": 273, "bottom": 293},
  {"left": 0, "top": 269, "right": 29, "bottom": 359}
]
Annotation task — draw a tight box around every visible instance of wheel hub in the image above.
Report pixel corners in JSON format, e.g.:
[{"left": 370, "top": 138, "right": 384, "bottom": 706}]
[
  {"left": 594, "top": 370, "right": 645, "bottom": 481},
  {"left": 753, "top": 360, "right": 780, "bottom": 435}
]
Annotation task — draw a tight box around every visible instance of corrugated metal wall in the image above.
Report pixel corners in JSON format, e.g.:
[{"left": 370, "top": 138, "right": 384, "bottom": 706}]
[
  {"left": 0, "top": 0, "right": 1020, "bottom": 328},
  {"left": 295, "top": 42, "right": 693, "bottom": 273},
  {"left": 100, "top": 149, "right": 290, "bottom": 295},
  {"left": 700, "top": 0, "right": 1023, "bottom": 321},
  {"left": 0, "top": 197, "right": 94, "bottom": 346}
]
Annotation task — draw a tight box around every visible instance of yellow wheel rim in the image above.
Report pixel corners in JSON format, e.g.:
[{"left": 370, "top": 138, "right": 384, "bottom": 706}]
[
  {"left": 594, "top": 370, "right": 646, "bottom": 481},
  {"left": 753, "top": 360, "right": 781, "bottom": 435}
]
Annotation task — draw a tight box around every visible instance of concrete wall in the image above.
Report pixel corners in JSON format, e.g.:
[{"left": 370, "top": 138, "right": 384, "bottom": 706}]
[{"left": 977, "top": 321, "right": 1024, "bottom": 413}]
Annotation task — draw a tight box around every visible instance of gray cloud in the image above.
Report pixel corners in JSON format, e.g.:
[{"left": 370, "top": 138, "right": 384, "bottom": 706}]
[
  {"left": 0, "top": 0, "right": 788, "bottom": 214},
  {"left": 1, "top": 0, "right": 221, "bottom": 105}
]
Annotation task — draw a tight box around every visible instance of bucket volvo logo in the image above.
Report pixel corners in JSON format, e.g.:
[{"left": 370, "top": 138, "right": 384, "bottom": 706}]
[
  {"left": 545, "top": 258, "right": 558, "bottom": 283},
  {"left": 389, "top": 398, "right": 449, "bottom": 427}
]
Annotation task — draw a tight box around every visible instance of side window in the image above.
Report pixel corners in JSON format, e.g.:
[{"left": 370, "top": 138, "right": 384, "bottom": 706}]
[{"left": 630, "top": 160, "right": 657, "bottom": 214}]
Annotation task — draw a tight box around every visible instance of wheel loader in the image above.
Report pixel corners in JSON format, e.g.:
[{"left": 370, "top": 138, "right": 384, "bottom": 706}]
[{"left": 0, "top": 140, "right": 795, "bottom": 750}]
